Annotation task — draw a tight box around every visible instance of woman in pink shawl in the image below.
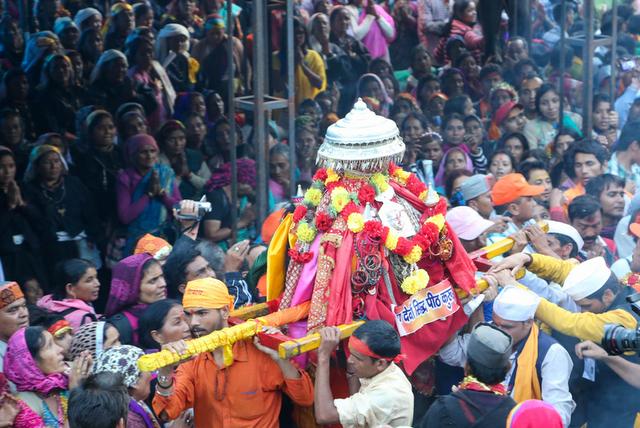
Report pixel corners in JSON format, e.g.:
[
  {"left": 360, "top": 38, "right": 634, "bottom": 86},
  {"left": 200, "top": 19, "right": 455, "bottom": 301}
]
[
  {"left": 3, "top": 326, "right": 87, "bottom": 427},
  {"left": 345, "top": 0, "right": 396, "bottom": 62},
  {"left": 105, "top": 253, "right": 168, "bottom": 346},
  {"left": 434, "top": 146, "right": 473, "bottom": 190},
  {"left": 0, "top": 372, "right": 46, "bottom": 427}
]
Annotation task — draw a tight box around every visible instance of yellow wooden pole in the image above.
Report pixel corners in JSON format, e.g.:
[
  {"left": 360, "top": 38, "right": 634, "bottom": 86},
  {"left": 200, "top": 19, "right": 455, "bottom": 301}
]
[{"left": 278, "top": 321, "right": 365, "bottom": 359}]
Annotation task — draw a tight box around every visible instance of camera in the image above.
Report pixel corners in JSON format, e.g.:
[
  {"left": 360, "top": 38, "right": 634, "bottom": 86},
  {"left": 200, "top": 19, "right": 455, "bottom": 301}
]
[
  {"left": 601, "top": 292, "right": 640, "bottom": 355},
  {"left": 174, "top": 197, "right": 212, "bottom": 221}
]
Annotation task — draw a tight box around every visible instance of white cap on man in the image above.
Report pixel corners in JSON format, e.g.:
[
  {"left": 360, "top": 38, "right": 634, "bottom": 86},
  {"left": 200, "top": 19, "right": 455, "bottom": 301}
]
[
  {"left": 493, "top": 286, "right": 541, "bottom": 321},
  {"left": 547, "top": 220, "right": 584, "bottom": 252},
  {"left": 562, "top": 257, "right": 612, "bottom": 301}
]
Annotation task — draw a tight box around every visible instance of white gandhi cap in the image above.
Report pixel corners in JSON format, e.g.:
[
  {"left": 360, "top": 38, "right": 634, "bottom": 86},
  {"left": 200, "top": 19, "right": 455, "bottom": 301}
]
[
  {"left": 562, "top": 256, "right": 612, "bottom": 301},
  {"left": 547, "top": 220, "right": 584, "bottom": 252},
  {"left": 493, "top": 286, "right": 541, "bottom": 322}
]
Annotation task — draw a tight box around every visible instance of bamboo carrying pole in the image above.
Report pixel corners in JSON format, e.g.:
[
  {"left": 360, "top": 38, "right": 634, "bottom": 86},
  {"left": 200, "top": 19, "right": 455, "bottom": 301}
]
[
  {"left": 278, "top": 321, "right": 365, "bottom": 359},
  {"left": 137, "top": 302, "right": 310, "bottom": 372},
  {"left": 139, "top": 223, "right": 548, "bottom": 369}
]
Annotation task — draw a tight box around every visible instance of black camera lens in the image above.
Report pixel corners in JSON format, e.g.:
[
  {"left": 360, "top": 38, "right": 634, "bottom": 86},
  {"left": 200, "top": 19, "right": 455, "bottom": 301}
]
[{"left": 602, "top": 324, "right": 640, "bottom": 355}]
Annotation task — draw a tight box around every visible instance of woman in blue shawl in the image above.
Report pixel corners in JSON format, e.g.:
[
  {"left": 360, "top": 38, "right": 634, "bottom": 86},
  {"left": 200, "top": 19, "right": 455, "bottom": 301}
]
[{"left": 116, "top": 133, "right": 181, "bottom": 254}]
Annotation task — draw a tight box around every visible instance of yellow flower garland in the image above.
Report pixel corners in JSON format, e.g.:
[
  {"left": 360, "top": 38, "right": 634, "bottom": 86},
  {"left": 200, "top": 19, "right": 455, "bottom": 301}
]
[
  {"left": 330, "top": 187, "right": 350, "bottom": 213},
  {"left": 403, "top": 245, "right": 423, "bottom": 264},
  {"left": 428, "top": 214, "right": 445, "bottom": 231},
  {"left": 325, "top": 168, "right": 340, "bottom": 185},
  {"left": 347, "top": 212, "right": 364, "bottom": 233},
  {"left": 304, "top": 188, "right": 322, "bottom": 207},
  {"left": 401, "top": 269, "right": 430, "bottom": 295},
  {"left": 370, "top": 173, "right": 389, "bottom": 193},
  {"left": 297, "top": 221, "right": 317, "bottom": 243}
]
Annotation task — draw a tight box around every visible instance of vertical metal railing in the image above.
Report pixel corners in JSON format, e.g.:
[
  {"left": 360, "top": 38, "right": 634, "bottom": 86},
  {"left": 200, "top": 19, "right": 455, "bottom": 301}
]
[{"left": 226, "top": 0, "right": 238, "bottom": 242}]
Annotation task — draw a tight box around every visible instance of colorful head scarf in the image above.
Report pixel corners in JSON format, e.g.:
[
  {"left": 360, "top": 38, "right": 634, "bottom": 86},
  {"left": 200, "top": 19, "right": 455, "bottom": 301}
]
[
  {"left": 24, "top": 144, "right": 68, "bottom": 182},
  {"left": 69, "top": 321, "right": 106, "bottom": 360},
  {"left": 183, "top": 278, "right": 233, "bottom": 309},
  {"left": 110, "top": 2, "right": 132, "bottom": 16},
  {"left": 90, "top": 49, "right": 128, "bottom": 84},
  {"left": 124, "top": 134, "right": 158, "bottom": 166},
  {"left": 21, "top": 31, "right": 58, "bottom": 73},
  {"left": 0, "top": 282, "right": 24, "bottom": 309},
  {"left": 204, "top": 14, "right": 225, "bottom": 33},
  {"left": 105, "top": 253, "right": 154, "bottom": 316},
  {"left": 134, "top": 234, "right": 172, "bottom": 260},
  {"left": 4, "top": 328, "right": 69, "bottom": 394},
  {"left": 156, "top": 120, "right": 186, "bottom": 145},
  {"left": 74, "top": 7, "right": 102, "bottom": 28},
  {"left": 94, "top": 345, "right": 144, "bottom": 387},
  {"left": 506, "top": 400, "right": 563, "bottom": 428},
  {"left": 434, "top": 147, "right": 473, "bottom": 187},
  {"left": 205, "top": 157, "right": 257, "bottom": 191}
]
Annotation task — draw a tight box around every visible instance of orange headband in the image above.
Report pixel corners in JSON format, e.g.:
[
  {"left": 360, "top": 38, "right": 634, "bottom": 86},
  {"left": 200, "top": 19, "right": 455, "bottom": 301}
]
[
  {"left": 348, "top": 335, "right": 405, "bottom": 363},
  {"left": 0, "top": 282, "right": 24, "bottom": 309},
  {"left": 48, "top": 320, "right": 72, "bottom": 338}
]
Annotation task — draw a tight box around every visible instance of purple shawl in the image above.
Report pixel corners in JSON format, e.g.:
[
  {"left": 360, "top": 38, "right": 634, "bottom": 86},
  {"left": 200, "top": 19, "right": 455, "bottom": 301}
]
[
  {"left": 4, "top": 328, "right": 68, "bottom": 395},
  {"left": 434, "top": 147, "right": 474, "bottom": 187},
  {"left": 358, "top": 3, "right": 395, "bottom": 59},
  {"left": 105, "top": 253, "right": 154, "bottom": 316}
]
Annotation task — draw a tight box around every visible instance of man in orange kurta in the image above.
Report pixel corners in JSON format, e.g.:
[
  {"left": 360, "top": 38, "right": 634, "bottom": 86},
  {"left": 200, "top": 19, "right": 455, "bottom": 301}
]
[{"left": 152, "top": 278, "right": 314, "bottom": 428}]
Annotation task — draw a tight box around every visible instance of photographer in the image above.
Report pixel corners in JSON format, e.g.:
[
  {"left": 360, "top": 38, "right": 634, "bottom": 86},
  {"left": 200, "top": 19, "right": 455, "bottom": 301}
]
[
  {"left": 491, "top": 254, "right": 640, "bottom": 428},
  {"left": 575, "top": 341, "right": 640, "bottom": 390}
]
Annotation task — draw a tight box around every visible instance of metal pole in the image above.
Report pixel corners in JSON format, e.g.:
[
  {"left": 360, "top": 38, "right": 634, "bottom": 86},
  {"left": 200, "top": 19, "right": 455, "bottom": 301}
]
[
  {"left": 582, "top": 0, "right": 595, "bottom": 137},
  {"left": 609, "top": 0, "right": 618, "bottom": 103},
  {"left": 286, "top": 1, "right": 296, "bottom": 197},
  {"left": 254, "top": 0, "right": 268, "bottom": 226},
  {"left": 227, "top": 0, "right": 238, "bottom": 242},
  {"left": 558, "top": 0, "right": 567, "bottom": 135}
]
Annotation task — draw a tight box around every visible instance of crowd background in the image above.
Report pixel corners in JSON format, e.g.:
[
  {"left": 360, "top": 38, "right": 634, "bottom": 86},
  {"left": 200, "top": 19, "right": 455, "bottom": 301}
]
[{"left": 1, "top": 0, "right": 640, "bottom": 426}]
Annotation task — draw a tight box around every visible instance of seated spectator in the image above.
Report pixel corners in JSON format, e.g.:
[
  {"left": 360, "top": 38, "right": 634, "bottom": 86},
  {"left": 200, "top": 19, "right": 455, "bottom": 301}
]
[
  {"left": 523, "top": 84, "right": 582, "bottom": 150},
  {"left": 105, "top": 253, "right": 167, "bottom": 345},
  {"left": 156, "top": 120, "right": 211, "bottom": 200},
  {"left": 434, "top": 0, "right": 483, "bottom": 65},
  {"left": 608, "top": 120, "right": 640, "bottom": 192},
  {"left": 489, "top": 149, "right": 516, "bottom": 180},
  {"left": 69, "top": 321, "right": 121, "bottom": 360},
  {"left": 116, "top": 134, "right": 181, "bottom": 254},
  {"left": 37, "top": 259, "right": 100, "bottom": 328}
]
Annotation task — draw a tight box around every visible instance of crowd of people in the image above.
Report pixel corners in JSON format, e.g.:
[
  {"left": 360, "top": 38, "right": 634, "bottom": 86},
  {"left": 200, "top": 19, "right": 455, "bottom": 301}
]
[{"left": 0, "top": 0, "right": 640, "bottom": 426}]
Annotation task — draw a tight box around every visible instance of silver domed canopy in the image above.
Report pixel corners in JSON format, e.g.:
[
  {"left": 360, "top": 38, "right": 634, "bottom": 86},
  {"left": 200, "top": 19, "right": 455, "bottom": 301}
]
[{"left": 316, "top": 98, "right": 405, "bottom": 173}]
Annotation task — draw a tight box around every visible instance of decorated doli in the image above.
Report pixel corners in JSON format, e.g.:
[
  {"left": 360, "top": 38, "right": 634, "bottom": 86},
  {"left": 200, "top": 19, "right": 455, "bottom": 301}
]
[
  {"left": 138, "top": 100, "right": 480, "bottom": 376},
  {"left": 265, "top": 99, "right": 477, "bottom": 374}
]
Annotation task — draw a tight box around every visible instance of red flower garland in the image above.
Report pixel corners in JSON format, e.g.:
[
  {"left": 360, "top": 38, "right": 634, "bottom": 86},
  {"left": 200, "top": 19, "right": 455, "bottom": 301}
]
[
  {"left": 288, "top": 249, "right": 313, "bottom": 264},
  {"left": 313, "top": 169, "right": 328, "bottom": 181},
  {"left": 364, "top": 220, "right": 384, "bottom": 239},
  {"left": 293, "top": 205, "right": 307, "bottom": 223},
  {"left": 358, "top": 184, "right": 376, "bottom": 204},
  {"left": 395, "top": 237, "right": 413, "bottom": 256},
  {"left": 315, "top": 212, "right": 333, "bottom": 232},
  {"left": 341, "top": 201, "right": 360, "bottom": 220}
]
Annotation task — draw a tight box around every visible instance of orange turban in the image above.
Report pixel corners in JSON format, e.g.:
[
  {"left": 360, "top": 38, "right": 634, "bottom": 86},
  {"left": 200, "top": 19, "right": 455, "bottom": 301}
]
[
  {"left": 134, "top": 234, "right": 172, "bottom": 260},
  {"left": 0, "top": 282, "right": 24, "bottom": 309},
  {"left": 183, "top": 278, "right": 234, "bottom": 309}
]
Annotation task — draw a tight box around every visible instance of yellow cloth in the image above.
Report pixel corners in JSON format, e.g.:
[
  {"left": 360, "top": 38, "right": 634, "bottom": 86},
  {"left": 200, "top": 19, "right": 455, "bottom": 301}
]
[
  {"left": 512, "top": 323, "right": 542, "bottom": 403},
  {"left": 295, "top": 50, "right": 327, "bottom": 106},
  {"left": 535, "top": 298, "right": 637, "bottom": 343},
  {"left": 266, "top": 213, "right": 294, "bottom": 301},
  {"left": 528, "top": 254, "right": 577, "bottom": 285},
  {"left": 183, "top": 278, "right": 233, "bottom": 309}
]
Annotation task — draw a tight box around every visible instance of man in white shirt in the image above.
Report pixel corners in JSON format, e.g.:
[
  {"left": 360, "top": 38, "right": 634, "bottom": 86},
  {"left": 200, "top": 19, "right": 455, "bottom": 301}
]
[
  {"left": 439, "top": 286, "right": 575, "bottom": 426},
  {"left": 315, "top": 320, "right": 414, "bottom": 428}
]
